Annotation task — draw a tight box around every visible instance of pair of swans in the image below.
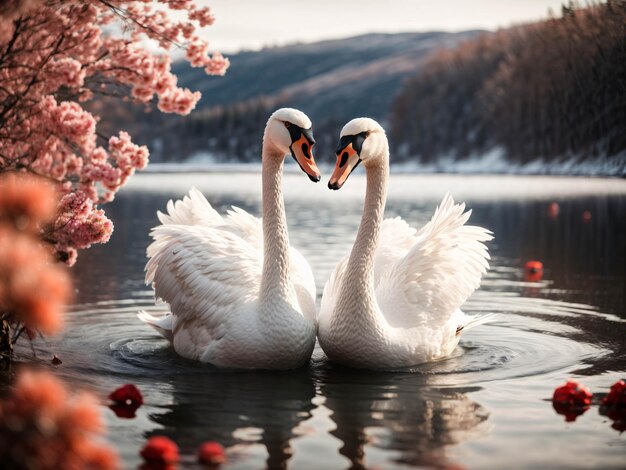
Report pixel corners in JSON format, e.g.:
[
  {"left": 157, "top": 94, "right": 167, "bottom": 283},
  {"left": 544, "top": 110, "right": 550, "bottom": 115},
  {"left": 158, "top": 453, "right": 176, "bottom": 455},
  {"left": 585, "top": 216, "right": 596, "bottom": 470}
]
[{"left": 139, "top": 108, "right": 492, "bottom": 370}]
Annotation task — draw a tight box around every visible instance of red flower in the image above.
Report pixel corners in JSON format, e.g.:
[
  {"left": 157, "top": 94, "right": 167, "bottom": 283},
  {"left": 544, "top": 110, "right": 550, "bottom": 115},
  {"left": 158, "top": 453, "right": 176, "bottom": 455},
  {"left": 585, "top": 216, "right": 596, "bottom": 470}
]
[
  {"left": 600, "top": 380, "right": 626, "bottom": 433},
  {"left": 108, "top": 384, "right": 143, "bottom": 419},
  {"left": 140, "top": 436, "right": 179, "bottom": 468},
  {"left": 524, "top": 260, "right": 544, "bottom": 282},
  {"left": 602, "top": 380, "right": 626, "bottom": 407},
  {"left": 547, "top": 202, "right": 560, "bottom": 218},
  {"left": 198, "top": 441, "right": 226, "bottom": 466},
  {"left": 109, "top": 384, "right": 143, "bottom": 407},
  {"left": 552, "top": 380, "right": 593, "bottom": 422}
]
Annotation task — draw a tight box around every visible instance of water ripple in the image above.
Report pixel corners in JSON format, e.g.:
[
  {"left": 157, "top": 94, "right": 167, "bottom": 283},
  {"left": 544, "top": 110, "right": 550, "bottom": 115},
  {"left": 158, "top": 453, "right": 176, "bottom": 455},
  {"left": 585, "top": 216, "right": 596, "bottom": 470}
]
[{"left": 26, "top": 288, "right": 605, "bottom": 391}]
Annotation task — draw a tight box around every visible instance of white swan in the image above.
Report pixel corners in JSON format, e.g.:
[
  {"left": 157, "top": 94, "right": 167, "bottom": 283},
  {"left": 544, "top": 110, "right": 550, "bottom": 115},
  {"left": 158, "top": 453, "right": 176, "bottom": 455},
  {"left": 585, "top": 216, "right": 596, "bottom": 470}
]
[
  {"left": 318, "top": 118, "right": 493, "bottom": 369},
  {"left": 139, "top": 108, "right": 321, "bottom": 369}
]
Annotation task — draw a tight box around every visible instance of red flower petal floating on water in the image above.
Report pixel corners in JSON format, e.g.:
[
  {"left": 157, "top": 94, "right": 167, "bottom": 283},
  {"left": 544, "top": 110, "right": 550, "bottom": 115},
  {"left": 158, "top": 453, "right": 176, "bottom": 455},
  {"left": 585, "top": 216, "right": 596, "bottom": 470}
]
[
  {"left": 552, "top": 380, "right": 593, "bottom": 422},
  {"left": 140, "top": 436, "right": 179, "bottom": 469},
  {"left": 547, "top": 202, "right": 560, "bottom": 219},
  {"left": 109, "top": 384, "right": 143, "bottom": 406},
  {"left": 198, "top": 441, "right": 226, "bottom": 466},
  {"left": 108, "top": 384, "right": 143, "bottom": 419},
  {"left": 524, "top": 260, "right": 544, "bottom": 282},
  {"left": 602, "top": 380, "right": 626, "bottom": 407},
  {"left": 600, "top": 380, "right": 626, "bottom": 433}
]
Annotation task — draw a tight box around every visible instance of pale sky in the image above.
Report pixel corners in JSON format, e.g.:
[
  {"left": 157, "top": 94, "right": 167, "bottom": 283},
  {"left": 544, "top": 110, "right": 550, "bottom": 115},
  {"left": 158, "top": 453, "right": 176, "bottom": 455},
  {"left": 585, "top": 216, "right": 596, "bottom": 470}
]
[{"left": 201, "top": 0, "right": 567, "bottom": 53}]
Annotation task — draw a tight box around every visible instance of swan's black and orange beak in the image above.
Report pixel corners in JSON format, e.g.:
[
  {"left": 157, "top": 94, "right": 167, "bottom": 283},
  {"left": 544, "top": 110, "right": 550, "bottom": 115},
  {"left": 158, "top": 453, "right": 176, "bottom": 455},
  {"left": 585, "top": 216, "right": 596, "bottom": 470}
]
[
  {"left": 328, "top": 133, "right": 367, "bottom": 190},
  {"left": 288, "top": 125, "right": 320, "bottom": 182}
]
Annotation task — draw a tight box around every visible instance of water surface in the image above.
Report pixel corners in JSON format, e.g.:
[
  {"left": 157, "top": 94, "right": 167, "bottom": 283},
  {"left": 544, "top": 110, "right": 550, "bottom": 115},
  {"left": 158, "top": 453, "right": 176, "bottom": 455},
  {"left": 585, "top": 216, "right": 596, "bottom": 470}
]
[{"left": 21, "top": 173, "right": 626, "bottom": 469}]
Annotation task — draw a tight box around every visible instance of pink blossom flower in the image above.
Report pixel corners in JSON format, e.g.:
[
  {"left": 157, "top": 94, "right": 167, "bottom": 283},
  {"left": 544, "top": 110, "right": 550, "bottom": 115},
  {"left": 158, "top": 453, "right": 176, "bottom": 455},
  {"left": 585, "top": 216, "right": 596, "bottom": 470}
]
[
  {"left": 158, "top": 88, "right": 201, "bottom": 115},
  {"left": 45, "top": 57, "right": 86, "bottom": 89},
  {"left": 189, "top": 6, "right": 216, "bottom": 27},
  {"left": 205, "top": 52, "right": 230, "bottom": 76},
  {"left": 0, "top": 0, "right": 227, "bottom": 264},
  {"left": 0, "top": 173, "right": 72, "bottom": 334},
  {"left": 0, "top": 369, "right": 119, "bottom": 469}
]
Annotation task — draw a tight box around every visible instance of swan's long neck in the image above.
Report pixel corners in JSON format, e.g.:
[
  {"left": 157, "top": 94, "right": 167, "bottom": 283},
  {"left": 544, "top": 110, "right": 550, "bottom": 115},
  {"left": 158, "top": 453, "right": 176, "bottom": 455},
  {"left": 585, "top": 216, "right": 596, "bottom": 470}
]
[
  {"left": 336, "top": 157, "right": 388, "bottom": 326},
  {"left": 259, "top": 144, "right": 296, "bottom": 314}
]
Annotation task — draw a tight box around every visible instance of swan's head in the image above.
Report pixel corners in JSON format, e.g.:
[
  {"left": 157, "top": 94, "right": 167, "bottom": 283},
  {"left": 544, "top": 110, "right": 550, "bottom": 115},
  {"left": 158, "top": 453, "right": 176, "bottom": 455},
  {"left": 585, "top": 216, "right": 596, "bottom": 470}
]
[
  {"left": 328, "top": 118, "right": 387, "bottom": 190},
  {"left": 265, "top": 108, "right": 321, "bottom": 182}
]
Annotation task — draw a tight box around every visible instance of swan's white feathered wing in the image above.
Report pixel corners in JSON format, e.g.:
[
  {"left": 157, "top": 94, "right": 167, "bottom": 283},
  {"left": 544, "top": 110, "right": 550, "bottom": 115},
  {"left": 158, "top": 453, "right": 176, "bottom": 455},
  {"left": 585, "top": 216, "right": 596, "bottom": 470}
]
[
  {"left": 375, "top": 194, "right": 492, "bottom": 330},
  {"left": 142, "top": 188, "right": 316, "bottom": 363},
  {"left": 320, "top": 194, "right": 492, "bottom": 345},
  {"left": 145, "top": 220, "right": 262, "bottom": 361},
  {"left": 156, "top": 187, "right": 223, "bottom": 227}
]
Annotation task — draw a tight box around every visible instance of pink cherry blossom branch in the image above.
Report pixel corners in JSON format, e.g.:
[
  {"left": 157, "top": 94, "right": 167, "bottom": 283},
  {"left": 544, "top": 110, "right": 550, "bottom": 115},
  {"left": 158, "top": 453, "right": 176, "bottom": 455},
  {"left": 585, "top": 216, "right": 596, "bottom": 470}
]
[{"left": 0, "top": 1, "right": 229, "bottom": 265}]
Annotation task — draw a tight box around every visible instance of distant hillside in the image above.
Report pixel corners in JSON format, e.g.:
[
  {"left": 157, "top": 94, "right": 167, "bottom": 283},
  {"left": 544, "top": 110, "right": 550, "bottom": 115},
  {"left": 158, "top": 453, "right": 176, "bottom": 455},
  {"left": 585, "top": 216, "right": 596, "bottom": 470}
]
[
  {"left": 175, "top": 32, "right": 480, "bottom": 118},
  {"left": 390, "top": 2, "right": 626, "bottom": 175},
  {"left": 127, "top": 31, "right": 481, "bottom": 162},
  {"left": 96, "top": 7, "right": 625, "bottom": 176}
]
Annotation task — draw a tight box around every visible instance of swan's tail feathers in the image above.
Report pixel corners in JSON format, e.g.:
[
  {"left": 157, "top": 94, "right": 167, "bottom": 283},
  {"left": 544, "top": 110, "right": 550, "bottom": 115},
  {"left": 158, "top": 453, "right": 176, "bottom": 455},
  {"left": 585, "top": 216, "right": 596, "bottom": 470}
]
[
  {"left": 456, "top": 313, "right": 497, "bottom": 336},
  {"left": 137, "top": 310, "right": 174, "bottom": 342},
  {"left": 156, "top": 187, "right": 222, "bottom": 227}
]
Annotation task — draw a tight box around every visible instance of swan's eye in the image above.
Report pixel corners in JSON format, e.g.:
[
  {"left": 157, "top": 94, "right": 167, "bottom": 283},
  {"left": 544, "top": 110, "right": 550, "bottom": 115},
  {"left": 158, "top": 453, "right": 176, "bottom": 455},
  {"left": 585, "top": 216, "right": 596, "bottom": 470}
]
[
  {"left": 353, "top": 132, "right": 368, "bottom": 154},
  {"left": 284, "top": 122, "right": 291, "bottom": 128}
]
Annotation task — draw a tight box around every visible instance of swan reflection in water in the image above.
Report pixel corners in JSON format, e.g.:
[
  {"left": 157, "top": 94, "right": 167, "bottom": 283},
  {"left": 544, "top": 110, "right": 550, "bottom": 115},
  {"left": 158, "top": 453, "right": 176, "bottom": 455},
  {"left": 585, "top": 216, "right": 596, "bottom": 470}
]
[
  {"left": 146, "top": 367, "right": 316, "bottom": 469},
  {"left": 314, "top": 361, "right": 489, "bottom": 470},
  {"left": 145, "top": 358, "right": 488, "bottom": 469}
]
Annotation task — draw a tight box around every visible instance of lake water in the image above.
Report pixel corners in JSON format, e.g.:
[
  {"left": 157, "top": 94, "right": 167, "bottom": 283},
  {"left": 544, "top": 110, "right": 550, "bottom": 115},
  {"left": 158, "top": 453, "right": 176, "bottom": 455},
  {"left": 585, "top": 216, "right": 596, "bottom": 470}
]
[{"left": 19, "top": 172, "right": 626, "bottom": 469}]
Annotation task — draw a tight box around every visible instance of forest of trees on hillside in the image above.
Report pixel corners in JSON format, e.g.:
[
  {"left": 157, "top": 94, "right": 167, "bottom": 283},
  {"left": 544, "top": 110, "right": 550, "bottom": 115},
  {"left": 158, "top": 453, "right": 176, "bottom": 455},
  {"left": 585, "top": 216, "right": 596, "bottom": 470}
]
[
  {"left": 94, "top": 32, "right": 471, "bottom": 164},
  {"left": 90, "top": 59, "right": 378, "bottom": 164},
  {"left": 390, "top": 1, "right": 625, "bottom": 169},
  {"left": 165, "top": 99, "right": 343, "bottom": 163}
]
